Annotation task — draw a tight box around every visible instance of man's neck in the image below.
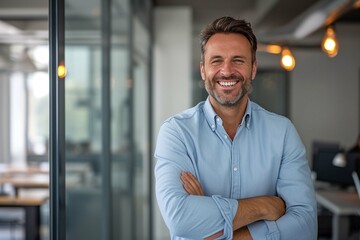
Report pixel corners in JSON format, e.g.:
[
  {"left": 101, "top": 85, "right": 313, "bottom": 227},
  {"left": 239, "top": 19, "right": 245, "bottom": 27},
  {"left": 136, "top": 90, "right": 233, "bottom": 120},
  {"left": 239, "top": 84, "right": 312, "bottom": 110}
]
[{"left": 210, "top": 97, "right": 248, "bottom": 140}]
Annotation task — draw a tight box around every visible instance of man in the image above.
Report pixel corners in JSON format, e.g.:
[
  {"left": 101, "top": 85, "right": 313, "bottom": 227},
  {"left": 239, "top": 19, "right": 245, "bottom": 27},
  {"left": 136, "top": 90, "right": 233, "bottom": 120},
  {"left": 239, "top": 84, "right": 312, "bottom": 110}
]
[{"left": 154, "top": 16, "right": 317, "bottom": 240}]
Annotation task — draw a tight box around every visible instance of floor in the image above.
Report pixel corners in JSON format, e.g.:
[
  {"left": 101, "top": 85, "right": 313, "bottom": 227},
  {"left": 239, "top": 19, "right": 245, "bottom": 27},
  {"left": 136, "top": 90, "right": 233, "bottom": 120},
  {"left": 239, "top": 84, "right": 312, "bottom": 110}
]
[
  {"left": 0, "top": 227, "right": 23, "bottom": 240},
  {"left": 0, "top": 222, "right": 49, "bottom": 240},
  {"left": 0, "top": 200, "right": 49, "bottom": 240}
]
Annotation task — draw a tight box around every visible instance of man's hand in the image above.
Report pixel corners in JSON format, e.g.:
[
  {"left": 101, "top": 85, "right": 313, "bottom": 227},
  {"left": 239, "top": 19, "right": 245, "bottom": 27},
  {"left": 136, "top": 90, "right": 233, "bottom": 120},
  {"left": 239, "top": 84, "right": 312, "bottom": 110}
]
[
  {"left": 259, "top": 196, "right": 286, "bottom": 221},
  {"left": 180, "top": 171, "right": 286, "bottom": 223},
  {"left": 180, "top": 171, "right": 204, "bottom": 196},
  {"left": 180, "top": 171, "right": 284, "bottom": 239}
]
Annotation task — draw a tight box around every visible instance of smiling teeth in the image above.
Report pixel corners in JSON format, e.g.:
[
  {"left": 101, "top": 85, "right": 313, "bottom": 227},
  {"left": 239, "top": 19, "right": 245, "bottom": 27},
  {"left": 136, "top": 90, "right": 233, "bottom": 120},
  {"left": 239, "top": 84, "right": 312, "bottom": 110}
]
[{"left": 219, "top": 81, "right": 236, "bottom": 87}]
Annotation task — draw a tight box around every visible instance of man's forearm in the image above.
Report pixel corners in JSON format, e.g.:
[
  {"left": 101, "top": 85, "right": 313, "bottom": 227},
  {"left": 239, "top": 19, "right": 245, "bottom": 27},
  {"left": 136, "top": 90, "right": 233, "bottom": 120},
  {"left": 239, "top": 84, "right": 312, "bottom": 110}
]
[
  {"left": 181, "top": 172, "right": 285, "bottom": 234},
  {"left": 233, "top": 227, "right": 252, "bottom": 240},
  {"left": 233, "top": 196, "right": 285, "bottom": 230}
]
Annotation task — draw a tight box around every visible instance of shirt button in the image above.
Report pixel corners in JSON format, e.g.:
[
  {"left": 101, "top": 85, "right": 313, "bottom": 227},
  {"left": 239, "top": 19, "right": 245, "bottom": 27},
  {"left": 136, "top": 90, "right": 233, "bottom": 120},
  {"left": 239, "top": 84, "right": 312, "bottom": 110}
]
[
  {"left": 234, "top": 167, "right": 238, "bottom": 171},
  {"left": 224, "top": 135, "right": 227, "bottom": 139}
]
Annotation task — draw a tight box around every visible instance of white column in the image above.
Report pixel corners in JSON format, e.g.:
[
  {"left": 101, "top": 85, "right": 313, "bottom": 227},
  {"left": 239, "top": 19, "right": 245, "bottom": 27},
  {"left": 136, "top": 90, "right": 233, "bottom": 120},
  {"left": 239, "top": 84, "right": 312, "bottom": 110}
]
[
  {"left": 152, "top": 6, "right": 193, "bottom": 240},
  {"left": 0, "top": 73, "right": 10, "bottom": 163},
  {"left": 10, "top": 72, "right": 26, "bottom": 164}
]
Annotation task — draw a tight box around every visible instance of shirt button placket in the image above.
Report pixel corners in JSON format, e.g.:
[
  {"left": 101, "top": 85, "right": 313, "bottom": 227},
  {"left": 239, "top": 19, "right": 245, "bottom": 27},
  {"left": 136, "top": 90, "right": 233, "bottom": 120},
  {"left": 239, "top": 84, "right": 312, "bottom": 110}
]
[{"left": 231, "top": 143, "right": 241, "bottom": 199}]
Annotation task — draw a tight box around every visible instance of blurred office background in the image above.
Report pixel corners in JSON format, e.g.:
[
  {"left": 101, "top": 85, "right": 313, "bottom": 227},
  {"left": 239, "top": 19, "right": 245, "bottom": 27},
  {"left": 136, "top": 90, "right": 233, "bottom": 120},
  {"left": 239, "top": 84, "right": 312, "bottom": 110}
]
[{"left": 0, "top": 0, "right": 359, "bottom": 239}]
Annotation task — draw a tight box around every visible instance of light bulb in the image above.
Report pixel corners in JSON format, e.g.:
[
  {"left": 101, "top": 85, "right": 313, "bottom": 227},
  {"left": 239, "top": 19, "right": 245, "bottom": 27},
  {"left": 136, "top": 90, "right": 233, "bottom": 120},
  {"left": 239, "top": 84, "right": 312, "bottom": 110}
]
[
  {"left": 354, "top": 0, "right": 360, "bottom": 9},
  {"left": 322, "top": 26, "right": 339, "bottom": 58},
  {"left": 58, "top": 64, "right": 67, "bottom": 78},
  {"left": 266, "top": 44, "right": 282, "bottom": 54},
  {"left": 280, "top": 47, "right": 295, "bottom": 71}
]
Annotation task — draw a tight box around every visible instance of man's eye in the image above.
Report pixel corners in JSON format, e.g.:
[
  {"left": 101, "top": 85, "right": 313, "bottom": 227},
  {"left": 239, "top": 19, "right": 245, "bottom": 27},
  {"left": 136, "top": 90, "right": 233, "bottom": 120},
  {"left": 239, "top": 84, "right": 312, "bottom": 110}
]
[
  {"left": 211, "top": 59, "right": 221, "bottom": 64},
  {"left": 234, "top": 59, "right": 244, "bottom": 64}
]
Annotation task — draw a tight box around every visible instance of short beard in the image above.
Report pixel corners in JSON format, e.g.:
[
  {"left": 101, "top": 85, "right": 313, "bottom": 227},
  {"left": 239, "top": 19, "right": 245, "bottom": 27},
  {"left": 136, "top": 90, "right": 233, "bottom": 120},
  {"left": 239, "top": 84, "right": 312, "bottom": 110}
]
[{"left": 205, "top": 75, "right": 252, "bottom": 107}]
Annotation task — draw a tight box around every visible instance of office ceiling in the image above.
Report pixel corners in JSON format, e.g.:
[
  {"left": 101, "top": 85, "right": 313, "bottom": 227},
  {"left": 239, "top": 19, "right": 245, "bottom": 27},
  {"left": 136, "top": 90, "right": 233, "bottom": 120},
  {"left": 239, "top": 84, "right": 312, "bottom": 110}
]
[
  {"left": 0, "top": 0, "right": 359, "bottom": 52},
  {"left": 154, "top": 0, "right": 360, "bottom": 45},
  {"left": 155, "top": 0, "right": 319, "bottom": 33}
]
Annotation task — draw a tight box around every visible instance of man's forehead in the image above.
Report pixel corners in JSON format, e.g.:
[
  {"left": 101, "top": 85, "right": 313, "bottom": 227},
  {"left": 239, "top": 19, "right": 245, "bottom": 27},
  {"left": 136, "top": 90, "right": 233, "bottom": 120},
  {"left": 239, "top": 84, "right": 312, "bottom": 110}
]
[{"left": 203, "top": 34, "right": 252, "bottom": 57}]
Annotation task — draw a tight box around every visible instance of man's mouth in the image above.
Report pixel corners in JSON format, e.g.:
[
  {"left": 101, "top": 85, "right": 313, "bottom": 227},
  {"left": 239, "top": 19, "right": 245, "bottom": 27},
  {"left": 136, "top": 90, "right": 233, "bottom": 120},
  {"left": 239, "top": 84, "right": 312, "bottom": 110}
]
[{"left": 218, "top": 81, "right": 237, "bottom": 87}]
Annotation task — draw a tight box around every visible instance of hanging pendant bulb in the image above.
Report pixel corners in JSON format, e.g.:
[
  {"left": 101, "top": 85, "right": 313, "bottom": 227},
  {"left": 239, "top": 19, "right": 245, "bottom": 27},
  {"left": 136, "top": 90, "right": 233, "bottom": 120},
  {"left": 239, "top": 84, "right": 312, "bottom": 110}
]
[
  {"left": 58, "top": 64, "right": 67, "bottom": 78},
  {"left": 265, "top": 44, "right": 282, "bottom": 54},
  {"left": 281, "top": 47, "right": 295, "bottom": 71},
  {"left": 321, "top": 25, "right": 339, "bottom": 58},
  {"left": 354, "top": 0, "right": 360, "bottom": 9}
]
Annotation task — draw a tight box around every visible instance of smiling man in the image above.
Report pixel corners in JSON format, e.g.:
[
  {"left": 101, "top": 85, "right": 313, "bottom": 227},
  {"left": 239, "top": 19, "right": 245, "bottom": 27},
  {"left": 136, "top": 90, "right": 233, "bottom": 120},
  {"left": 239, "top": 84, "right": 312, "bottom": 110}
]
[{"left": 154, "top": 17, "right": 317, "bottom": 240}]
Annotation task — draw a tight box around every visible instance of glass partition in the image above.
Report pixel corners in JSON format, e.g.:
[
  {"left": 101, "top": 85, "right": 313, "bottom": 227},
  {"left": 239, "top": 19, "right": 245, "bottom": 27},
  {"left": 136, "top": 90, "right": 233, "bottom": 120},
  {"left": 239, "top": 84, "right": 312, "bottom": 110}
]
[{"left": 63, "top": 0, "right": 151, "bottom": 239}]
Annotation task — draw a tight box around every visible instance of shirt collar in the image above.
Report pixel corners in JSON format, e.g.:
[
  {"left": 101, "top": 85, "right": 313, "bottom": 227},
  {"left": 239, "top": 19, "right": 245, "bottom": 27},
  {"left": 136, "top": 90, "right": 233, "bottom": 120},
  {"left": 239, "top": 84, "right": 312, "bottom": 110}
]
[
  {"left": 204, "top": 97, "right": 218, "bottom": 131},
  {"left": 243, "top": 99, "right": 252, "bottom": 129},
  {"left": 203, "top": 97, "right": 252, "bottom": 131}
]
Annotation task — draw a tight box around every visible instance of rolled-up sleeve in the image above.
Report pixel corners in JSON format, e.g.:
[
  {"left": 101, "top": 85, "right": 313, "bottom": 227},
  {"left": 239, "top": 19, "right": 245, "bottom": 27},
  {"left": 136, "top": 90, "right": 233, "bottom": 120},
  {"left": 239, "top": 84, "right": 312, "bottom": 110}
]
[
  {"left": 275, "top": 122, "right": 317, "bottom": 239},
  {"left": 154, "top": 120, "right": 238, "bottom": 239},
  {"left": 248, "top": 121, "right": 317, "bottom": 240}
]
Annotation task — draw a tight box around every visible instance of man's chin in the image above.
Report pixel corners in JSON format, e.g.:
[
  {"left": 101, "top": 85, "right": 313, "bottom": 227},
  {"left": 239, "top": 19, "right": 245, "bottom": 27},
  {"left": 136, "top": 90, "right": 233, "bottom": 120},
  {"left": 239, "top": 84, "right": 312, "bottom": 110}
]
[{"left": 214, "top": 96, "right": 243, "bottom": 107}]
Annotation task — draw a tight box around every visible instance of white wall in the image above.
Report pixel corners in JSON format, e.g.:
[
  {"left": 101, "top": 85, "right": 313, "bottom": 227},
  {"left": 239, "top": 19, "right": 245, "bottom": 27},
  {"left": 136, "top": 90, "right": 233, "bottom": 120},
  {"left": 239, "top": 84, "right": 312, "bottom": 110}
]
[
  {"left": 258, "top": 23, "right": 360, "bottom": 163},
  {"left": 152, "top": 7, "right": 192, "bottom": 240},
  {"left": 291, "top": 23, "right": 359, "bottom": 160}
]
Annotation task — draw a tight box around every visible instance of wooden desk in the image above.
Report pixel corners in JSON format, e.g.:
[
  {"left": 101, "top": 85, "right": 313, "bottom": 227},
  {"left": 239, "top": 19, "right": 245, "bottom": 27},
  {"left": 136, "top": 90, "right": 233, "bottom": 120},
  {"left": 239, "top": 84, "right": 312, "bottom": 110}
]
[
  {"left": 0, "top": 175, "right": 49, "bottom": 197},
  {"left": 0, "top": 195, "right": 48, "bottom": 240},
  {"left": 0, "top": 164, "right": 49, "bottom": 196},
  {"left": 316, "top": 190, "right": 360, "bottom": 240},
  {"left": 0, "top": 165, "right": 49, "bottom": 177}
]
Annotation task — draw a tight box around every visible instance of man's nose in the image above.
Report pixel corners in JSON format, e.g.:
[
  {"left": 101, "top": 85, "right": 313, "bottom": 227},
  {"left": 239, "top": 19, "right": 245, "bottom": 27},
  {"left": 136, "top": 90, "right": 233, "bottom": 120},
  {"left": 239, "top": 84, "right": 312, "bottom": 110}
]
[{"left": 220, "top": 61, "right": 233, "bottom": 76}]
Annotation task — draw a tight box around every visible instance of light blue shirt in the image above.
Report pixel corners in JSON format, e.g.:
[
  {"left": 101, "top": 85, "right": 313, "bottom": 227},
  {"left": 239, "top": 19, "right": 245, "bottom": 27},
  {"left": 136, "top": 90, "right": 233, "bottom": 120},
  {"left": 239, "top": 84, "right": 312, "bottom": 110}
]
[{"left": 154, "top": 98, "right": 317, "bottom": 240}]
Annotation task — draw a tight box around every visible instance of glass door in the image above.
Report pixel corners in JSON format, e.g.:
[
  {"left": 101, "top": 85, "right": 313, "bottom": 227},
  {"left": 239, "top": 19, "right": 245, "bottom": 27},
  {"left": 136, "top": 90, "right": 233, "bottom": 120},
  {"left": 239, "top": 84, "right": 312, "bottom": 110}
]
[{"left": 49, "top": 0, "right": 152, "bottom": 239}]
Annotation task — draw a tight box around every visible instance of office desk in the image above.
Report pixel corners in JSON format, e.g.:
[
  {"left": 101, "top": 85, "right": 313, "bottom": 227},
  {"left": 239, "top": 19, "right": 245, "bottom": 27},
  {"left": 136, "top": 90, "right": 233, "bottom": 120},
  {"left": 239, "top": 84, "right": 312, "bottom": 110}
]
[
  {"left": 0, "top": 164, "right": 49, "bottom": 197},
  {"left": 0, "top": 175, "right": 49, "bottom": 197},
  {"left": 0, "top": 164, "right": 48, "bottom": 177},
  {"left": 0, "top": 195, "right": 48, "bottom": 240},
  {"left": 316, "top": 190, "right": 360, "bottom": 240}
]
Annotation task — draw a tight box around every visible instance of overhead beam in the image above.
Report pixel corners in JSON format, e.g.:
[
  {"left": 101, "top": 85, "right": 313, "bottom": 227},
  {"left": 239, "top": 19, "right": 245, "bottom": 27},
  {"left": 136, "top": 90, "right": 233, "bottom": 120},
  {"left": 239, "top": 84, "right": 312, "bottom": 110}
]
[{"left": 0, "top": 8, "right": 47, "bottom": 20}]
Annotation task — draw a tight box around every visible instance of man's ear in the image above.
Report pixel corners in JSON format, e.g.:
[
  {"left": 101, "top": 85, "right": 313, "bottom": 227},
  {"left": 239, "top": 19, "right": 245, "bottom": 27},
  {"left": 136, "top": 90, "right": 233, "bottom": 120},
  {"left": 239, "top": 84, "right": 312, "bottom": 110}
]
[
  {"left": 251, "top": 60, "right": 257, "bottom": 80},
  {"left": 200, "top": 61, "right": 205, "bottom": 80}
]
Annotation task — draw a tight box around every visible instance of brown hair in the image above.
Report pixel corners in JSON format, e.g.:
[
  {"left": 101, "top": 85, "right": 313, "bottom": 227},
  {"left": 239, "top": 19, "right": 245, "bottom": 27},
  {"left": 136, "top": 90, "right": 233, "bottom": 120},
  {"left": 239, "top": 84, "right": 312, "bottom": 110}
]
[{"left": 200, "top": 16, "right": 257, "bottom": 63}]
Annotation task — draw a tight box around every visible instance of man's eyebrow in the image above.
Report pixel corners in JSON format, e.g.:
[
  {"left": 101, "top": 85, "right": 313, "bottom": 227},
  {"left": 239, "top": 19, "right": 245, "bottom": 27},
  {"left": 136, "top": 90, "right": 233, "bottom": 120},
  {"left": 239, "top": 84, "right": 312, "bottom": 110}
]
[{"left": 209, "top": 55, "right": 222, "bottom": 59}]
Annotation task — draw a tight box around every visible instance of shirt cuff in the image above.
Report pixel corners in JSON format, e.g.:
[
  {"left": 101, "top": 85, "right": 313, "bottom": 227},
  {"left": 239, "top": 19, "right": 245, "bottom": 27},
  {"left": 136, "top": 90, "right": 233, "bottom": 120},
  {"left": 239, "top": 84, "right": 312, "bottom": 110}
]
[
  {"left": 248, "top": 220, "right": 280, "bottom": 240},
  {"left": 212, "top": 195, "right": 238, "bottom": 240}
]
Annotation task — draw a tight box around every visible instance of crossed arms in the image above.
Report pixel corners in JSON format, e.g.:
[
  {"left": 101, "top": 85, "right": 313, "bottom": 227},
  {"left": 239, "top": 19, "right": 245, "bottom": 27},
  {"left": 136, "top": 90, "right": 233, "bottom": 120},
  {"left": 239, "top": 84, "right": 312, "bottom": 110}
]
[
  {"left": 180, "top": 171, "right": 285, "bottom": 240},
  {"left": 155, "top": 119, "right": 317, "bottom": 239}
]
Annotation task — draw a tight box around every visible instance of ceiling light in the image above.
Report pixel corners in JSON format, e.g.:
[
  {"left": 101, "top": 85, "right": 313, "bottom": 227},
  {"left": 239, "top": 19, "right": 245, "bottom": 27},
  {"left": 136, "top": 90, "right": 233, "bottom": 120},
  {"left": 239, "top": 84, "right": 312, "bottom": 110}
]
[
  {"left": 280, "top": 47, "right": 295, "bottom": 71},
  {"left": 58, "top": 64, "right": 67, "bottom": 78},
  {"left": 354, "top": 0, "right": 360, "bottom": 9},
  {"left": 265, "top": 44, "right": 282, "bottom": 54},
  {"left": 321, "top": 25, "right": 339, "bottom": 58}
]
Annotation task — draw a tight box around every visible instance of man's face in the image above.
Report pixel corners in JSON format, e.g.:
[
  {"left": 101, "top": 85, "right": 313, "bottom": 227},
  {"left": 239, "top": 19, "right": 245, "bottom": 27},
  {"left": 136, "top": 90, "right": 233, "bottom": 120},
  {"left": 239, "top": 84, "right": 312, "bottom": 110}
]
[{"left": 200, "top": 33, "right": 257, "bottom": 107}]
